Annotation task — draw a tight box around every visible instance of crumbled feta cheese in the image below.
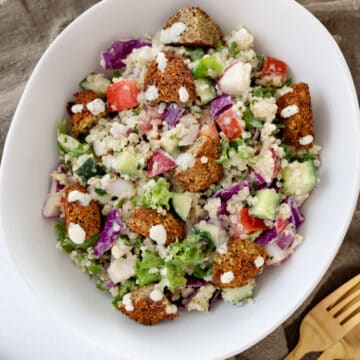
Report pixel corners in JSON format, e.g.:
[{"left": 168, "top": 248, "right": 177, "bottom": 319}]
[
  {"left": 111, "top": 245, "right": 122, "bottom": 259},
  {"left": 226, "top": 27, "right": 254, "bottom": 50},
  {"left": 216, "top": 242, "right": 228, "bottom": 254},
  {"left": 86, "top": 98, "right": 106, "bottom": 115},
  {"left": 277, "top": 203, "right": 292, "bottom": 220},
  {"left": 200, "top": 156, "right": 208, "bottom": 164},
  {"left": 250, "top": 98, "right": 278, "bottom": 122},
  {"left": 71, "top": 104, "right": 84, "bottom": 113},
  {"left": 67, "top": 190, "right": 92, "bottom": 206},
  {"left": 156, "top": 51, "right": 168, "bottom": 72},
  {"left": 178, "top": 86, "right": 189, "bottom": 102},
  {"left": 68, "top": 222, "right": 86, "bottom": 244},
  {"left": 122, "top": 293, "right": 134, "bottom": 312},
  {"left": 176, "top": 153, "right": 195, "bottom": 170},
  {"left": 204, "top": 197, "right": 221, "bottom": 219},
  {"left": 107, "top": 255, "right": 136, "bottom": 284},
  {"left": 280, "top": 105, "right": 299, "bottom": 118},
  {"left": 254, "top": 255, "right": 265, "bottom": 268},
  {"left": 149, "top": 224, "right": 167, "bottom": 245},
  {"left": 165, "top": 304, "right": 178, "bottom": 314},
  {"left": 109, "top": 287, "right": 119, "bottom": 297},
  {"left": 150, "top": 288, "right": 164, "bottom": 302},
  {"left": 144, "top": 85, "right": 159, "bottom": 101},
  {"left": 221, "top": 271, "right": 234, "bottom": 284},
  {"left": 160, "top": 22, "right": 186, "bottom": 44},
  {"left": 299, "top": 135, "right": 314, "bottom": 146}
]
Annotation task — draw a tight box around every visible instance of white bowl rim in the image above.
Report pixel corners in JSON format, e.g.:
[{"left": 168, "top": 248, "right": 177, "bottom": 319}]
[{"left": 1, "top": 0, "right": 360, "bottom": 358}]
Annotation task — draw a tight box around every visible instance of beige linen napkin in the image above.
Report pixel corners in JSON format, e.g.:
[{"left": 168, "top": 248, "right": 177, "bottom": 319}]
[{"left": 0, "top": 1, "right": 359, "bottom": 359}]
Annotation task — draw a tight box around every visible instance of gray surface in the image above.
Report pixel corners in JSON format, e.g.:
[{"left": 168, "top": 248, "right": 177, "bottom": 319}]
[{"left": 0, "top": 1, "right": 359, "bottom": 359}]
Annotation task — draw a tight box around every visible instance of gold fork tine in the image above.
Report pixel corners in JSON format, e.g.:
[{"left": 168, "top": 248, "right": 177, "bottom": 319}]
[
  {"left": 322, "top": 274, "right": 360, "bottom": 309},
  {"left": 329, "top": 289, "right": 360, "bottom": 317},
  {"left": 284, "top": 274, "right": 360, "bottom": 360},
  {"left": 336, "top": 301, "right": 360, "bottom": 324}
]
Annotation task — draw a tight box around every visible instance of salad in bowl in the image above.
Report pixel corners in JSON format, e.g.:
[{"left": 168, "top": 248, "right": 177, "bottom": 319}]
[{"left": 43, "top": 6, "right": 320, "bottom": 325}]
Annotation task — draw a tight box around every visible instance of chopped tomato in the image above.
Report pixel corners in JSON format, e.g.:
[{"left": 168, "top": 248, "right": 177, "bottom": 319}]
[
  {"left": 199, "top": 121, "right": 220, "bottom": 143},
  {"left": 260, "top": 57, "right": 288, "bottom": 81},
  {"left": 215, "top": 109, "right": 242, "bottom": 141},
  {"left": 147, "top": 149, "right": 176, "bottom": 177},
  {"left": 107, "top": 79, "right": 140, "bottom": 111},
  {"left": 234, "top": 208, "right": 268, "bottom": 235}
]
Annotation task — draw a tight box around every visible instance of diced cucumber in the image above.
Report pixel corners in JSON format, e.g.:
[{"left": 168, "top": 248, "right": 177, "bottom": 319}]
[
  {"left": 57, "top": 134, "right": 90, "bottom": 157},
  {"left": 250, "top": 189, "right": 280, "bottom": 221},
  {"left": 195, "top": 78, "right": 217, "bottom": 105},
  {"left": 186, "top": 284, "right": 216, "bottom": 312},
  {"left": 80, "top": 73, "right": 111, "bottom": 97},
  {"left": 282, "top": 160, "right": 317, "bottom": 196},
  {"left": 193, "top": 221, "right": 220, "bottom": 243},
  {"left": 222, "top": 280, "right": 255, "bottom": 305},
  {"left": 160, "top": 135, "right": 179, "bottom": 156},
  {"left": 172, "top": 192, "right": 192, "bottom": 221},
  {"left": 113, "top": 151, "right": 138, "bottom": 177},
  {"left": 192, "top": 56, "right": 223, "bottom": 79}
]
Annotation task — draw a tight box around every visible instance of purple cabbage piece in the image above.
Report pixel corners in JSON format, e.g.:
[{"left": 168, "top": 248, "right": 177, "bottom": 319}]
[
  {"left": 284, "top": 197, "right": 305, "bottom": 228},
  {"left": 210, "top": 94, "right": 233, "bottom": 120},
  {"left": 186, "top": 279, "right": 212, "bottom": 288},
  {"left": 209, "top": 289, "right": 222, "bottom": 310},
  {"left": 255, "top": 227, "right": 277, "bottom": 246},
  {"left": 163, "top": 104, "right": 185, "bottom": 127},
  {"left": 277, "top": 231, "right": 295, "bottom": 250},
  {"left": 247, "top": 172, "right": 266, "bottom": 190},
  {"left": 213, "top": 181, "right": 249, "bottom": 201},
  {"left": 103, "top": 280, "right": 115, "bottom": 289},
  {"left": 101, "top": 40, "right": 151, "bottom": 70},
  {"left": 94, "top": 209, "right": 124, "bottom": 258}
]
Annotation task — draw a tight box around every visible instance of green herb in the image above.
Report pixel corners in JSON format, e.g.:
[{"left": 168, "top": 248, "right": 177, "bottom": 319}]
[
  {"left": 243, "top": 108, "right": 263, "bottom": 129},
  {"left": 94, "top": 188, "right": 107, "bottom": 196},
  {"left": 228, "top": 42, "right": 240, "bottom": 57},
  {"left": 75, "top": 156, "right": 105, "bottom": 182},
  {"left": 283, "top": 78, "right": 292, "bottom": 87},
  {"left": 55, "top": 221, "right": 74, "bottom": 253},
  {"left": 256, "top": 54, "right": 265, "bottom": 70},
  {"left": 216, "top": 41, "right": 225, "bottom": 52},
  {"left": 112, "top": 70, "right": 123, "bottom": 78},
  {"left": 133, "top": 104, "right": 143, "bottom": 115},
  {"left": 187, "top": 47, "right": 205, "bottom": 61},
  {"left": 252, "top": 86, "right": 277, "bottom": 98},
  {"left": 111, "top": 279, "right": 136, "bottom": 308}
]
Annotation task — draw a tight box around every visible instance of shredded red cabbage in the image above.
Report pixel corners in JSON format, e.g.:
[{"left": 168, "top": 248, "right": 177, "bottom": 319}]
[
  {"left": 255, "top": 227, "right": 277, "bottom": 246},
  {"left": 213, "top": 181, "right": 249, "bottom": 201},
  {"left": 94, "top": 209, "right": 124, "bottom": 257},
  {"left": 210, "top": 94, "right": 233, "bottom": 120},
  {"left": 163, "top": 104, "right": 185, "bottom": 127},
  {"left": 209, "top": 289, "right": 222, "bottom": 310},
  {"left": 101, "top": 40, "right": 151, "bottom": 70},
  {"left": 284, "top": 197, "right": 305, "bottom": 228}
]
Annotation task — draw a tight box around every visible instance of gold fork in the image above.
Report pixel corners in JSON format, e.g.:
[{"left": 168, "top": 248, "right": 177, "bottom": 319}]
[
  {"left": 317, "top": 323, "right": 360, "bottom": 360},
  {"left": 284, "top": 274, "right": 360, "bottom": 360}
]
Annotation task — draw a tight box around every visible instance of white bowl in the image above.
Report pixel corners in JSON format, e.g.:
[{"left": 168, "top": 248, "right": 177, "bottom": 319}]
[{"left": 1, "top": 0, "right": 359, "bottom": 359}]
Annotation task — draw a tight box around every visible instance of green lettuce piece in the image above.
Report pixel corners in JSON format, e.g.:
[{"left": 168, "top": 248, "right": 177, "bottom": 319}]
[
  {"left": 111, "top": 279, "right": 136, "bottom": 308},
  {"left": 165, "top": 235, "right": 212, "bottom": 291},
  {"left": 218, "top": 138, "right": 254, "bottom": 165},
  {"left": 135, "top": 251, "right": 164, "bottom": 286},
  {"left": 133, "top": 178, "right": 172, "bottom": 210}
]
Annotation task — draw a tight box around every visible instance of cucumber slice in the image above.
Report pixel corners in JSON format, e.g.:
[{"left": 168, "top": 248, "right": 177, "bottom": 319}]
[
  {"left": 172, "top": 192, "right": 192, "bottom": 220},
  {"left": 250, "top": 189, "right": 280, "bottom": 221},
  {"left": 194, "top": 78, "right": 217, "bottom": 105},
  {"left": 222, "top": 280, "right": 255, "bottom": 305},
  {"left": 282, "top": 160, "right": 317, "bottom": 196},
  {"left": 193, "top": 221, "right": 220, "bottom": 243},
  {"left": 113, "top": 151, "right": 138, "bottom": 177},
  {"left": 80, "top": 73, "right": 111, "bottom": 97},
  {"left": 160, "top": 134, "right": 179, "bottom": 156},
  {"left": 57, "top": 134, "right": 90, "bottom": 157}
]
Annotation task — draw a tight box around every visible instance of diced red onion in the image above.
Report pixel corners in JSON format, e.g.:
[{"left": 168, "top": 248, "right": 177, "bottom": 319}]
[
  {"left": 186, "top": 279, "right": 212, "bottom": 287},
  {"left": 284, "top": 197, "right": 305, "bottom": 228},
  {"left": 255, "top": 227, "right": 277, "bottom": 246},
  {"left": 213, "top": 181, "right": 249, "bottom": 201},
  {"left": 277, "top": 231, "right": 295, "bottom": 250}
]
